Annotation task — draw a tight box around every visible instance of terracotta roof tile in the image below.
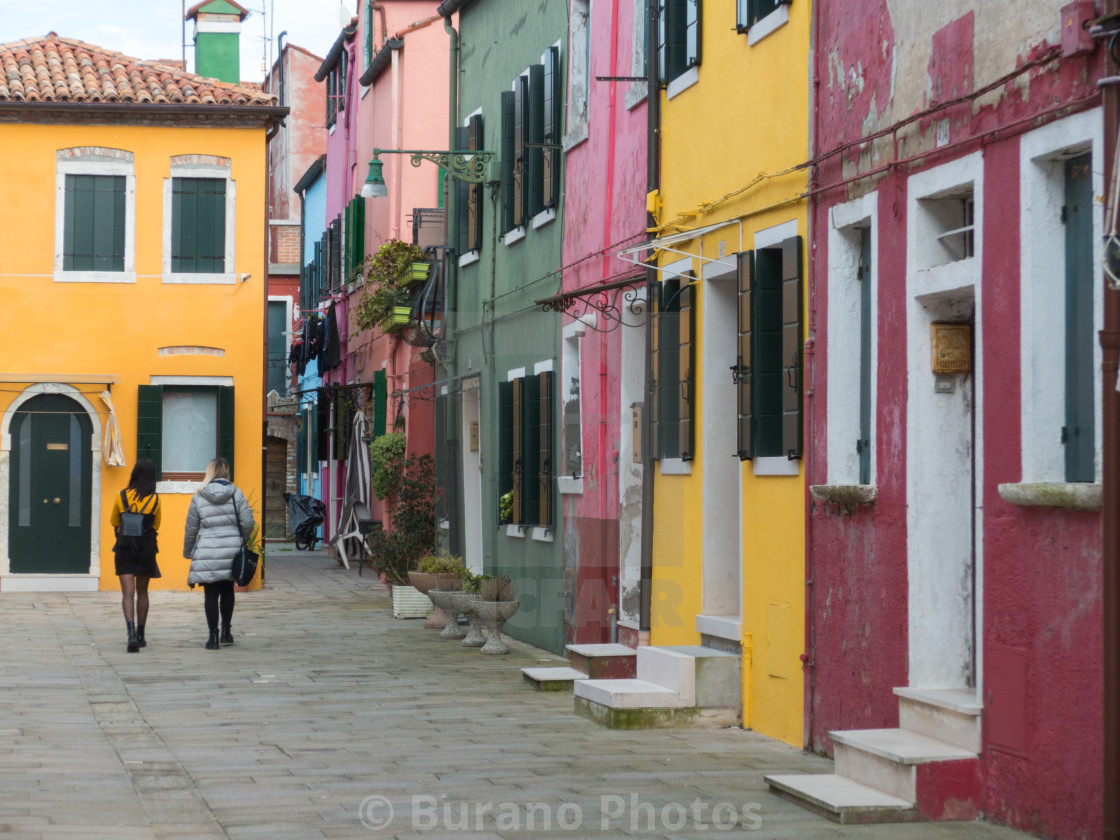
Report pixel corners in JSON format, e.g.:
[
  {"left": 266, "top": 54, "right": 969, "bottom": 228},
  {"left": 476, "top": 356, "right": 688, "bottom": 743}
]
[{"left": 0, "top": 33, "right": 276, "bottom": 107}]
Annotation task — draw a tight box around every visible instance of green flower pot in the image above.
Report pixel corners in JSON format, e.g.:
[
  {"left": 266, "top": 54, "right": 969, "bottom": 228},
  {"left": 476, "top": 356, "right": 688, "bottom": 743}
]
[{"left": 410, "top": 262, "right": 430, "bottom": 282}]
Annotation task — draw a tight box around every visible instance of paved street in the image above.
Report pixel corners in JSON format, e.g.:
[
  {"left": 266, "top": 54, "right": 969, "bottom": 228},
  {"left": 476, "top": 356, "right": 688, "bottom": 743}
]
[{"left": 0, "top": 548, "right": 1034, "bottom": 840}]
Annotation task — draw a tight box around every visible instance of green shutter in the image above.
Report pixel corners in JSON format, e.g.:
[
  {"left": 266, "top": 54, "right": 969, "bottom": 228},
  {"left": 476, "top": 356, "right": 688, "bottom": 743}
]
[
  {"left": 500, "top": 92, "right": 516, "bottom": 233},
  {"left": 538, "top": 370, "right": 553, "bottom": 526},
  {"left": 737, "top": 251, "right": 754, "bottom": 459},
  {"left": 527, "top": 63, "right": 545, "bottom": 218},
  {"left": 468, "top": 114, "right": 484, "bottom": 251},
  {"left": 173, "top": 178, "right": 225, "bottom": 273},
  {"left": 136, "top": 385, "right": 164, "bottom": 479},
  {"left": 64, "top": 175, "right": 125, "bottom": 272},
  {"left": 512, "top": 377, "right": 524, "bottom": 524},
  {"left": 455, "top": 126, "right": 471, "bottom": 255},
  {"left": 542, "top": 46, "right": 561, "bottom": 209},
  {"left": 373, "top": 370, "right": 387, "bottom": 438},
  {"left": 666, "top": 0, "right": 687, "bottom": 81},
  {"left": 498, "top": 381, "right": 514, "bottom": 523},
  {"left": 678, "top": 276, "right": 695, "bottom": 461},
  {"left": 521, "top": 375, "right": 541, "bottom": 526},
  {"left": 781, "top": 236, "right": 803, "bottom": 459},
  {"left": 748, "top": 0, "right": 780, "bottom": 27},
  {"left": 513, "top": 76, "right": 527, "bottom": 227},
  {"left": 317, "top": 390, "right": 331, "bottom": 461},
  {"left": 218, "top": 385, "right": 235, "bottom": 477},
  {"left": 755, "top": 247, "right": 783, "bottom": 456},
  {"left": 659, "top": 277, "right": 682, "bottom": 459},
  {"left": 1065, "top": 154, "right": 1095, "bottom": 481},
  {"left": 649, "top": 279, "right": 662, "bottom": 460},
  {"left": 858, "top": 229, "right": 872, "bottom": 483}
]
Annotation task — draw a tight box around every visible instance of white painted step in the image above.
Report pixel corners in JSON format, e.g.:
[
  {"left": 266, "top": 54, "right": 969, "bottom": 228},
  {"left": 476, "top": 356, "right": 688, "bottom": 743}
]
[
  {"left": 635, "top": 646, "right": 696, "bottom": 704},
  {"left": 521, "top": 666, "right": 588, "bottom": 683},
  {"left": 765, "top": 773, "right": 915, "bottom": 822},
  {"left": 575, "top": 678, "right": 689, "bottom": 709},
  {"left": 831, "top": 728, "right": 977, "bottom": 802},
  {"left": 894, "top": 687, "right": 982, "bottom": 753}
]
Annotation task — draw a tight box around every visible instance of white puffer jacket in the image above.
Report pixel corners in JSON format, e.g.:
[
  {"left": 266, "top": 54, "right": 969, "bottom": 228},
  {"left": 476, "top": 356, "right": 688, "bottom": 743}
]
[{"left": 183, "top": 479, "right": 255, "bottom": 586}]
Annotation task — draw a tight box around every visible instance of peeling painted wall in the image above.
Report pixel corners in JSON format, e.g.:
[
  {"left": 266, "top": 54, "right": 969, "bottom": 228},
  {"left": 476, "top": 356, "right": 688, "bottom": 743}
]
[{"left": 810, "top": 2, "right": 1104, "bottom": 837}]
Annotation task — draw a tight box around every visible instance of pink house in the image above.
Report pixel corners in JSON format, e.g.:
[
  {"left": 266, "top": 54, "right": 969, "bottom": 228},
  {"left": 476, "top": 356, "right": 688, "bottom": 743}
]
[{"left": 551, "top": 0, "right": 648, "bottom": 646}]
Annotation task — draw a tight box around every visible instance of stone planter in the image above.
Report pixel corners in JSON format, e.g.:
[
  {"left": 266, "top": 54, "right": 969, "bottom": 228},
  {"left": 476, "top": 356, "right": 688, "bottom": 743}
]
[
  {"left": 408, "top": 571, "right": 463, "bottom": 629},
  {"left": 458, "top": 595, "right": 486, "bottom": 648},
  {"left": 474, "top": 600, "right": 520, "bottom": 655},
  {"left": 390, "top": 583, "right": 432, "bottom": 619},
  {"left": 428, "top": 589, "right": 467, "bottom": 640}
]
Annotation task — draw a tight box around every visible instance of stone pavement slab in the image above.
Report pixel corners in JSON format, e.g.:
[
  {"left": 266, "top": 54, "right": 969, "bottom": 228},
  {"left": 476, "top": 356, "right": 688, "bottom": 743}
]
[{"left": 0, "top": 547, "right": 1037, "bottom": 840}]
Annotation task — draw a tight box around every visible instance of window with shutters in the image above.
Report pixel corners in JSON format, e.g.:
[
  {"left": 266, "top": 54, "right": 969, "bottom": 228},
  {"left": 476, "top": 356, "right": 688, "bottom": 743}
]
[
  {"left": 736, "top": 0, "right": 790, "bottom": 43},
  {"left": 735, "top": 234, "right": 803, "bottom": 469},
  {"left": 326, "top": 49, "right": 347, "bottom": 128},
  {"left": 649, "top": 267, "right": 696, "bottom": 464},
  {"left": 501, "top": 53, "right": 562, "bottom": 242},
  {"left": 498, "top": 368, "right": 555, "bottom": 531},
  {"left": 137, "top": 381, "right": 235, "bottom": 484},
  {"left": 657, "top": 0, "right": 700, "bottom": 96},
  {"left": 55, "top": 147, "right": 136, "bottom": 283},
  {"left": 626, "top": 0, "right": 650, "bottom": 110},
  {"left": 162, "top": 156, "right": 235, "bottom": 284}
]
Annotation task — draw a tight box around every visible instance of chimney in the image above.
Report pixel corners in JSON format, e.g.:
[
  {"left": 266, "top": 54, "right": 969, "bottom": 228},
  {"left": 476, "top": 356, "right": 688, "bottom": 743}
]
[{"left": 185, "top": 0, "right": 249, "bottom": 84}]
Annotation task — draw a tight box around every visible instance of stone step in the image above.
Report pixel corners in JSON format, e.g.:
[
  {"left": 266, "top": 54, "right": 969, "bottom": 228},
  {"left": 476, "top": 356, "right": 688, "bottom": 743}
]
[
  {"left": 894, "top": 687, "right": 982, "bottom": 753},
  {"left": 521, "top": 666, "right": 588, "bottom": 692},
  {"left": 764, "top": 774, "right": 919, "bottom": 825},
  {"left": 831, "top": 728, "right": 979, "bottom": 812},
  {"left": 565, "top": 643, "right": 637, "bottom": 679},
  {"left": 575, "top": 678, "right": 688, "bottom": 709},
  {"left": 660, "top": 646, "right": 741, "bottom": 709},
  {"left": 635, "top": 647, "right": 695, "bottom": 704}
]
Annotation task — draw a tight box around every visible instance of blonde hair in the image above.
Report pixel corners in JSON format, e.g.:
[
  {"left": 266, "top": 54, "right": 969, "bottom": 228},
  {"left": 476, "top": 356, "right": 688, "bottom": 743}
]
[{"left": 202, "top": 457, "right": 231, "bottom": 485}]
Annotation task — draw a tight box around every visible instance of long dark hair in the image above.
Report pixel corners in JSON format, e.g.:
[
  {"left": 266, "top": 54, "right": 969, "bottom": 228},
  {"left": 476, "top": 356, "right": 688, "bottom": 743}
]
[{"left": 128, "top": 458, "right": 157, "bottom": 499}]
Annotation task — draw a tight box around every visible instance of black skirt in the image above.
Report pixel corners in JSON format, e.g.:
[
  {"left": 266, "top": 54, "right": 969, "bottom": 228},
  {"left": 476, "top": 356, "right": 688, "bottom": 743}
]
[{"left": 113, "top": 531, "right": 162, "bottom": 578}]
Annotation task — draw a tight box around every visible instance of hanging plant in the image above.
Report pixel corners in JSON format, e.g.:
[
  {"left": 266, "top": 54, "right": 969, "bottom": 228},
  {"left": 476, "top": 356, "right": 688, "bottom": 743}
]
[{"left": 353, "top": 240, "right": 427, "bottom": 332}]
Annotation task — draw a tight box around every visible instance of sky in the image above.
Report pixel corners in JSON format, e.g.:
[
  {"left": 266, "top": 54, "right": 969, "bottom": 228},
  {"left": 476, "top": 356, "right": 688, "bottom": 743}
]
[{"left": 0, "top": 0, "right": 356, "bottom": 84}]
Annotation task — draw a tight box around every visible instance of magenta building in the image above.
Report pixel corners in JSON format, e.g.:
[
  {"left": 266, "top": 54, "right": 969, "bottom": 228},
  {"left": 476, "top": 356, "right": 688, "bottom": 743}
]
[{"left": 793, "top": 2, "right": 1106, "bottom": 835}]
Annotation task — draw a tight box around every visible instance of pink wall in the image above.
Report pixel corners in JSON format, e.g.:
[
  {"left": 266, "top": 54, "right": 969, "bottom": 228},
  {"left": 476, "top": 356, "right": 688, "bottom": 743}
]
[
  {"left": 265, "top": 44, "right": 327, "bottom": 223},
  {"left": 560, "top": 0, "right": 647, "bottom": 643},
  {"left": 810, "top": 4, "right": 1104, "bottom": 837}
]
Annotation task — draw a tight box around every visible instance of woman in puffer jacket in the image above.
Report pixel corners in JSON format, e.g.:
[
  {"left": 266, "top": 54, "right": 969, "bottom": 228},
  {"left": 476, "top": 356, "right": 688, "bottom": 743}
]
[{"left": 184, "top": 457, "right": 255, "bottom": 650}]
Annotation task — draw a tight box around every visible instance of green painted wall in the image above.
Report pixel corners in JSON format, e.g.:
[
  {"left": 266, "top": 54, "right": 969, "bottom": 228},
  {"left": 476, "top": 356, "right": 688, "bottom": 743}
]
[
  {"left": 195, "top": 32, "right": 240, "bottom": 85},
  {"left": 452, "top": 0, "right": 568, "bottom": 654}
]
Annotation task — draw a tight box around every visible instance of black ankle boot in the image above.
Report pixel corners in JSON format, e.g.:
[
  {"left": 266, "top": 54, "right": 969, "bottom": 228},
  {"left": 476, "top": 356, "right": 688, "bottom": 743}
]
[
  {"left": 136, "top": 624, "right": 147, "bottom": 648},
  {"left": 220, "top": 624, "right": 233, "bottom": 645},
  {"left": 205, "top": 630, "right": 220, "bottom": 650},
  {"left": 126, "top": 621, "right": 139, "bottom": 653}
]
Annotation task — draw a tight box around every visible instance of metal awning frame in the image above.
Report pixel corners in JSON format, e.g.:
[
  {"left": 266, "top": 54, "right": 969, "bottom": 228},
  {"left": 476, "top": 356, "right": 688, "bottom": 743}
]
[{"left": 617, "top": 218, "right": 744, "bottom": 277}]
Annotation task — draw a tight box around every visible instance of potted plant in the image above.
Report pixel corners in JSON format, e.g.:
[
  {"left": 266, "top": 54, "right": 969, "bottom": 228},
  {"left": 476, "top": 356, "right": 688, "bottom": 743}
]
[
  {"left": 472, "top": 574, "right": 519, "bottom": 655},
  {"left": 498, "top": 490, "right": 513, "bottom": 525},
  {"left": 365, "top": 452, "right": 439, "bottom": 617},
  {"left": 353, "top": 240, "right": 427, "bottom": 334},
  {"left": 409, "top": 551, "right": 466, "bottom": 629}
]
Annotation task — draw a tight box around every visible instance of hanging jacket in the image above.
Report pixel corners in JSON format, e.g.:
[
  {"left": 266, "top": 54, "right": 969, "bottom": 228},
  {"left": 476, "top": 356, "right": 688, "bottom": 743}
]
[
  {"left": 323, "top": 302, "right": 342, "bottom": 372},
  {"left": 183, "top": 479, "right": 255, "bottom": 586}
]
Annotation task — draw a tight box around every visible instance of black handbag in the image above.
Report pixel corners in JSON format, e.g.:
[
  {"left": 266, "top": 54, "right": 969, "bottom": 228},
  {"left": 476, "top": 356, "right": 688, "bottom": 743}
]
[{"left": 229, "top": 494, "right": 258, "bottom": 586}]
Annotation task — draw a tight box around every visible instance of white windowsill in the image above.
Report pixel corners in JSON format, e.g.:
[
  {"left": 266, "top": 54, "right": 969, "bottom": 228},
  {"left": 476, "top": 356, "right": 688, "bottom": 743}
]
[
  {"left": 998, "top": 482, "right": 1102, "bottom": 511},
  {"left": 659, "top": 458, "right": 692, "bottom": 476},
  {"left": 625, "top": 82, "right": 648, "bottom": 111},
  {"left": 504, "top": 227, "right": 526, "bottom": 247},
  {"left": 753, "top": 457, "right": 800, "bottom": 477},
  {"left": 532, "top": 208, "right": 556, "bottom": 229},
  {"left": 557, "top": 476, "right": 584, "bottom": 495},
  {"left": 157, "top": 479, "right": 204, "bottom": 495},
  {"left": 531, "top": 527, "right": 553, "bottom": 543},
  {"left": 562, "top": 123, "right": 589, "bottom": 152},
  {"left": 459, "top": 251, "right": 480, "bottom": 268},
  {"left": 162, "top": 272, "right": 237, "bottom": 285},
  {"left": 505, "top": 524, "right": 526, "bottom": 538},
  {"left": 696, "top": 614, "right": 742, "bottom": 642},
  {"left": 54, "top": 270, "right": 136, "bottom": 284},
  {"left": 747, "top": 5, "right": 790, "bottom": 46},
  {"left": 666, "top": 65, "right": 699, "bottom": 100}
]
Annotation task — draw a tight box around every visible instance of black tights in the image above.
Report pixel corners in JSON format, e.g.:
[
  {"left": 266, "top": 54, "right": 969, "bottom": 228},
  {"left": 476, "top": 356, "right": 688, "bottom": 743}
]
[{"left": 202, "top": 580, "right": 235, "bottom": 631}]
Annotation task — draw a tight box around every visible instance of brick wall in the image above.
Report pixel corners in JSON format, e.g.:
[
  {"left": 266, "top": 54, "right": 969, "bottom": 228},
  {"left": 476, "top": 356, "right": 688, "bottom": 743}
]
[{"left": 271, "top": 221, "right": 301, "bottom": 265}]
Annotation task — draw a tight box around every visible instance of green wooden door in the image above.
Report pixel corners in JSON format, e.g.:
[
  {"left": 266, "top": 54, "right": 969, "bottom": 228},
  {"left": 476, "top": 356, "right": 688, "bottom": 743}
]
[
  {"left": 8, "top": 395, "right": 93, "bottom": 574},
  {"left": 1064, "top": 153, "right": 1095, "bottom": 482}
]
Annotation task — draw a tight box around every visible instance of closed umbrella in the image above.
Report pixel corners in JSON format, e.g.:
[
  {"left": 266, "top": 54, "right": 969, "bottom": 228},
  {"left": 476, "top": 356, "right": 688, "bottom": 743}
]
[{"left": 99, "top": 391, "right": 125, "bottom": 467}]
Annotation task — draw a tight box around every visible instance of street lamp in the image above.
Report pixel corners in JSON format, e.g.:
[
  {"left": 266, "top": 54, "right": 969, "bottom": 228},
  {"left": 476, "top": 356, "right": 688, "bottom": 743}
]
[{"left": 360, "top": 147, "right": 497, "bottom": 198}]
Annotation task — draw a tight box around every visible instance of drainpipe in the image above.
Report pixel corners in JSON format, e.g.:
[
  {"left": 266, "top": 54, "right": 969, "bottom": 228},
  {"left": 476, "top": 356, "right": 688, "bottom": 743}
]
[
  {"left": 441, "top": 11, "right": 460, "bottom": 369},
  {"left": 276, "top": 31, "right": 287, "bottom": 107},
  {"left": 638, "top": 0, "right": 660, "bottom": 642},
  {"left": 1102, "top": 3, "right": 1120, "bottom": 837}
]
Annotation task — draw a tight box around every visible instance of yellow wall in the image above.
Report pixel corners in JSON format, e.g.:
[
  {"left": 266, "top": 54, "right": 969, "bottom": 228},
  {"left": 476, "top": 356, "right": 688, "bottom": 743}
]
[
  {"left": 0, "top": 122, "right": 267, "bottom": 591},
  {"left": 649, "top": 3, "right": 811, "bottom": 746}
]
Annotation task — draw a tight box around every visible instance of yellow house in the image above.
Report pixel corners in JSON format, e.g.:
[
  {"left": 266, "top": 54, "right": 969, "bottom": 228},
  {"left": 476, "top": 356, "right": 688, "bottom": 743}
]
[
  {"left": 642, "top": 1, "right": 810, "bottom": 746},
  {"left": 0, "top": 34, "right": 285, "bottom": 592}
]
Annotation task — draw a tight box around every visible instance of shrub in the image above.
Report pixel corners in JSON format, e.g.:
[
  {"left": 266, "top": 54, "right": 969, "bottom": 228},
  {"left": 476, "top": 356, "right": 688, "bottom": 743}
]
[
  {"left": 367, "top": 453, "right": 438, "bottom": 585},
  {"left": 417, "top": 551, "right": 466, "bottom": 575},
  {"left": 370, "top": 432, "right": 407, "bottom": 500}
]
